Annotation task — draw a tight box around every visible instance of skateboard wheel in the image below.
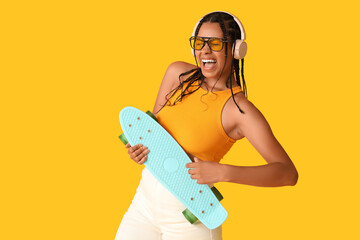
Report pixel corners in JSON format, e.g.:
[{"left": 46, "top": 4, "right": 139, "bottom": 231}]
[
  {"left": 182, "top": 186, "right": 224, "bottom": 224},
  {"left": 211, "top": 186, "right": 224, "bottom": 201},
  {"left": 119, "top": 133, "right": 128, "bottom": 145},
  {"left": 183, "top": 208, "right": 198, "bottom": 224},
  {"left": 146, "top": 110, "right": 158, "bottom": 122}
]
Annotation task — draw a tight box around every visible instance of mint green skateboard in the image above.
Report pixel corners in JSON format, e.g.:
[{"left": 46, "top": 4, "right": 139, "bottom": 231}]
[{"left": 119, "top": 106, "right": 228, "bottom": 229}]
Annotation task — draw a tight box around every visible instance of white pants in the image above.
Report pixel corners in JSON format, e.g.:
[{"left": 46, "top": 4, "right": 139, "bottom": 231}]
[{"left": 115, "top": 168, "right": 222, "bottom": 240}]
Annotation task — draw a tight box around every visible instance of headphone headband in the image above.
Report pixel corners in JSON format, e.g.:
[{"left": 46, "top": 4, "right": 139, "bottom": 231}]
[{"left": 191, "top": 11, "right": 246, "bottom": 40}]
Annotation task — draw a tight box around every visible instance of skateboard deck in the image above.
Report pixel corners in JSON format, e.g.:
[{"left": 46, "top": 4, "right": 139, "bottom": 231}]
[{"left": 119, "top": 106, "right": 228, "bottom": 229}]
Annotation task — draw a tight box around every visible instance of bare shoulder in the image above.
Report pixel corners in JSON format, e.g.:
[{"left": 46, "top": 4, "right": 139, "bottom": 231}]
[
  {"left": 153, "top": 61, "right": 197, "bottom": 115},
  {"left": 229, "top": 92, "right": 263, "bottom": 117},
  {"left": 228, "top": 92, "right": 270, "bottom": 136},
  {"left": 167, "top": 61, "right": 197, "bottom": 83}
]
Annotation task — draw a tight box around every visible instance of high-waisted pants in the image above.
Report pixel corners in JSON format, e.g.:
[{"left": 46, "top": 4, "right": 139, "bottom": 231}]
[{"left": 115, "top": 168, "right": 222, "bottom": 240}]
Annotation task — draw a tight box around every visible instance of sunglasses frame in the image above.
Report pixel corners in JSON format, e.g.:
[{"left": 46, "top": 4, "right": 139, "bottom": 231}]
[{"left": 189, "top": 36, "right": 232, "bottom": 52}]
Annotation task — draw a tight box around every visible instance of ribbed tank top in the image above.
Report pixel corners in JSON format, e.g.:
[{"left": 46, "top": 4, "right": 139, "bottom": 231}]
[{"left": 156, "top": 81, "right": 242, "bottom": 162}]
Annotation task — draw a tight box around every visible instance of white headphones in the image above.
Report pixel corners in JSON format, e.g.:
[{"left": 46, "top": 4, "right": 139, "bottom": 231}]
[{"left": 191, "top": 11, "right": 247, "bottom": 59}]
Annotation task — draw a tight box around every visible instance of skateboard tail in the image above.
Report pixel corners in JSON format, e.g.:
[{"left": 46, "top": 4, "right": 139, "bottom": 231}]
[{"left": 200, "top": 204, "right": 228, "bottom": 230}]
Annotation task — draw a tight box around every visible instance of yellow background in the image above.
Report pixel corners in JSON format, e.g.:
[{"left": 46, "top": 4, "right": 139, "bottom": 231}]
[{"left": 1, "top": 0, "right": 359, "bottom": 239}]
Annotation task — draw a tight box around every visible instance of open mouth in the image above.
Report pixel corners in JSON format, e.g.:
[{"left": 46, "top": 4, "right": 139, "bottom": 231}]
[{"left": 201, "top": 59, "right": 217, "bottom": 69}]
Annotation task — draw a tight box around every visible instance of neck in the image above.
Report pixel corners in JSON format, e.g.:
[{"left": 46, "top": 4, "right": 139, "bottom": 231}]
[{"left": 202, "top": 74, "right": 237, "bottom": 90}]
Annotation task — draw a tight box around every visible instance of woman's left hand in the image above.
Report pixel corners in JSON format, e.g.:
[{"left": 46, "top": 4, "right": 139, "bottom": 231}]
[{"left": 186, "top": 157, "right": 224, "bottom": 184}]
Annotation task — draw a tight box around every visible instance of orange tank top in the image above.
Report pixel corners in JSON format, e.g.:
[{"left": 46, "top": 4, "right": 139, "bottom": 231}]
[{"left": 156, "top": 81, "right": 242, "bottom": 163}]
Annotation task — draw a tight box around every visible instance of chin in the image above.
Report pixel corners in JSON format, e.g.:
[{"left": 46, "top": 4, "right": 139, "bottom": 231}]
[{"left": 201, "top": 70, "right": 220, "bottom": 79}]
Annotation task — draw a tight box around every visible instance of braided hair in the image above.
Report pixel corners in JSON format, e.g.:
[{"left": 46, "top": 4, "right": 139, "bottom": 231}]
[{"left": 156, "top": 12, "right": 247, "bottom": 114}]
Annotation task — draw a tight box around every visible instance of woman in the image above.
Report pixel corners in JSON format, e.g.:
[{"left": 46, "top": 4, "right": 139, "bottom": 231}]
[{"left": 115, "top": 11, "right": 298, "bottom": 240}]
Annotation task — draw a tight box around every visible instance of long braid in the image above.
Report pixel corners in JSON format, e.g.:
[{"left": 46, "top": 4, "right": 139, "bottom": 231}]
[
  {"left": 223, "top": 14, "right": 247, "bottom": 113},
  {"left": 241, "top": 58, "right": 247, "bottom": 98},
  {"left": 155, "top": 68, "right": 201, "bottom": 114},
  {"left": 219, "top": 14, "right": 245, "bottom": 114}
]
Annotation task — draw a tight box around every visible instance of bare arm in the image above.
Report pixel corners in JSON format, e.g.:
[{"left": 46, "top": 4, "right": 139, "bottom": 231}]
[{"left": 187, "top": 96, "right": 298, "bottom": 187}]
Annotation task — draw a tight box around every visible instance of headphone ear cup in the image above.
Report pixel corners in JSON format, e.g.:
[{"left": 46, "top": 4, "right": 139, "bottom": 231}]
[{"left": 233, "top": 39, "right": 247, "bottom": 59}]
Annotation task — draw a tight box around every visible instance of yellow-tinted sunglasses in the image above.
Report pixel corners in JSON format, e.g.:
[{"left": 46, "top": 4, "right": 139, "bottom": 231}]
[{"left": 189, "top": 36, "right": 231, "bottom": 51}]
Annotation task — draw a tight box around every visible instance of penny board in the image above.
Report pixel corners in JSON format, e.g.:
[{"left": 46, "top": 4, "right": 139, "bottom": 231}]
[{"left": 119, "top": 106, "right": 228, "bottom": 229}]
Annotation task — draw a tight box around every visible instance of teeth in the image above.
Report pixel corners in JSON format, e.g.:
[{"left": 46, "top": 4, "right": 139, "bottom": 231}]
[{"left": 202, "top": 59, "right": 216, "bottom": 63}]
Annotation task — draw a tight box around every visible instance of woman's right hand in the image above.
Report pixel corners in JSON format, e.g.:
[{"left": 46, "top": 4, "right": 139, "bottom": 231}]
[{"left": 125, "top": 143, "right": 149, "bottom": 165}]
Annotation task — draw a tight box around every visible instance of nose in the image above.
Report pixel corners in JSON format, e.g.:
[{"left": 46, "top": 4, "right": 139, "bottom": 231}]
[{"left": 201, "top": 41, "right": 212, "bottom": 53}]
